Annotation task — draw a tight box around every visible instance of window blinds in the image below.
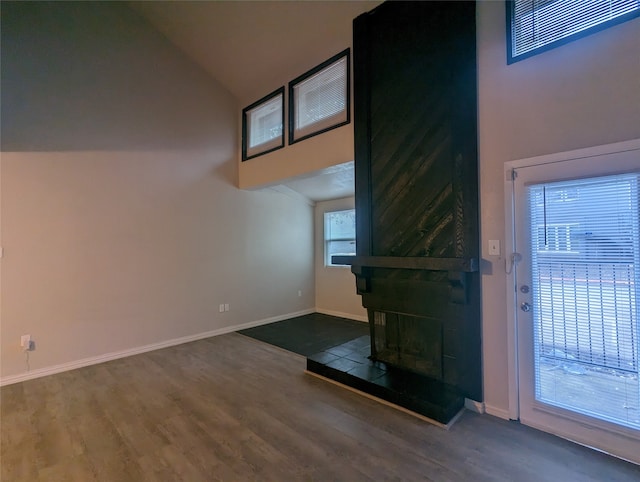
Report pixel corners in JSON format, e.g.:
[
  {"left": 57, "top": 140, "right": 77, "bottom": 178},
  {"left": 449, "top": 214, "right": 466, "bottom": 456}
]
[
  {"left": 245, "top": 92, "right": 283, "bottom": 158},
  {"left": 292, "top": 55, "right": 348, "bottom": 141},
  {"left": 510, "top": 0, "right": 640, "bottom": 61},
  {"left": 324, "top": 209, "right": 356, "bottom": 266},
  {"left": 528, "top": 172, "right": 640, "bottom": 429}
]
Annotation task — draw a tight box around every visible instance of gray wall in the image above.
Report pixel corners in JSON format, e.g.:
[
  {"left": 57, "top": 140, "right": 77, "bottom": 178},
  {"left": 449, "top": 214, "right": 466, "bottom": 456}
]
[{"left": 0, "top": 2, "right": 314, "bottom": 380}]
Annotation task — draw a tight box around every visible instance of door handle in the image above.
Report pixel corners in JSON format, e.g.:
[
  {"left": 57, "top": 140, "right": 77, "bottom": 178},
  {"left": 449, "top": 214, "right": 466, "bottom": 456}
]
[{"left": 521, "top": 302, "right": 532, "bottom": 312}]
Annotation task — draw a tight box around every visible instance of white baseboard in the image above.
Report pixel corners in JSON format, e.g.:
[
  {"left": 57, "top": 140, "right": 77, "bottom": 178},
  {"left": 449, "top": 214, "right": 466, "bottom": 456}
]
[
  {"left": 233, "top": 308, "right": 315, "bottom": 331},
  {"left": 464, "top": 399, "right": 485, "bottom": 414},
  {"left": 485, "top": 404, "right": 512, "bottom": 420},
  {"left": 0, "top": 308, "right": 314, "bottom": 387},
  {"left": 315, "top": 308, "right": 368, "bottom": 323}
]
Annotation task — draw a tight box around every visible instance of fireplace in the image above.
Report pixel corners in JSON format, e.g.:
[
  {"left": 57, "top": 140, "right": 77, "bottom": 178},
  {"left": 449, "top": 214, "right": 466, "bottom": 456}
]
[
  {"left": 307, "top": 254, "right": 480, "bottom": 423},
  {"left": 370, "top": 311, "right": 442, "bottom": 380},
  {"left": 351, "top": 258, "right": 480, "bottom": 400},
  {"left": 307, "top": 1, "right": 481, "bottom": 424}
]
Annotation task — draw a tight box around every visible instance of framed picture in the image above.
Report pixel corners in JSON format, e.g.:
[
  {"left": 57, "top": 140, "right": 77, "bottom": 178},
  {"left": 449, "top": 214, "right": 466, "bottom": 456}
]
[
  {"left": 289, "top": 49, "right": 350, "bottom": 145},
  {"left": 242, "top": 87, "right": 285, "bottom": 161}
]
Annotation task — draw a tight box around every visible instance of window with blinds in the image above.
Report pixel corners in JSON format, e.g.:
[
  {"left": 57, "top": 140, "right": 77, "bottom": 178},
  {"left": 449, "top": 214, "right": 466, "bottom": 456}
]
[
  {"left": 528, "top": 172, "right": 640, "bottom": 429},
  {"left": 289, "top": 49, "right": 350, "bottom": 144},
  {"left": 242, "top": 87, "right": 284, "bottom": 161},
  {"left": 325, "top": 209, "right": 356, "bottom": 266},
  {"left": 507, "top": 0, "right": 640, "bottom": 63}
]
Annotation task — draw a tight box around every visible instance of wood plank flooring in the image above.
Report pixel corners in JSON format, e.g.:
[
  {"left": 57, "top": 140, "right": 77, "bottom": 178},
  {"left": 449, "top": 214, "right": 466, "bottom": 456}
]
[{"left": 2, "top": 333, "right": 639, "bottom": 481}]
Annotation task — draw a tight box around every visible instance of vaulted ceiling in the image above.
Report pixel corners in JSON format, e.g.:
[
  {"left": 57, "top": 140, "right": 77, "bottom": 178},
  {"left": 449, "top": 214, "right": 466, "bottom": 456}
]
[
  {"left": 130, "top": 1, "right": 382, "bottom": 202},
  {"left": 131, "top": 1, "right": 380, "bottom": 103}
]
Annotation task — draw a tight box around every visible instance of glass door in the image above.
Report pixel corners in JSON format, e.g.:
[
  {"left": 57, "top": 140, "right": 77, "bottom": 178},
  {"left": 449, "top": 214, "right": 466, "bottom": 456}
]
[{"left": 512, "top": 147, "right": 640, "bottom": 463}]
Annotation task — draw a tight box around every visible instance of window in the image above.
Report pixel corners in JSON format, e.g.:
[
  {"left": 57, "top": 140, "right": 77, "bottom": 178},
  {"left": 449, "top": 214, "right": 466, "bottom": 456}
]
[
  {"left": 242, "top": 87, "right": 284, "bottom": 161},
  {"left": 507, "top": 0, "right": 640, "bottom": 63},
  {"left": 289, "top": 49, "right": 350, "bottom": 145},
  {"left": 530, "top": 174, "right": 638, "bottom": 261},
  {"left": 536, "top": 223, "right": 580, "bottom": 254},
  {"left": 528, "top": 172, "right": 640, "bottom": 429},
  {"left": 324, "top": 209, "right": 356, "bottom": 266}
]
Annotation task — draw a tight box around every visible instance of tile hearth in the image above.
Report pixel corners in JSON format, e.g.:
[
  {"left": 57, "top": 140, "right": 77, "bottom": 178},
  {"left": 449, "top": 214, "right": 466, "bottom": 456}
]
[{"left": 306, "top": 335, "right": 464, "bottom": 425}]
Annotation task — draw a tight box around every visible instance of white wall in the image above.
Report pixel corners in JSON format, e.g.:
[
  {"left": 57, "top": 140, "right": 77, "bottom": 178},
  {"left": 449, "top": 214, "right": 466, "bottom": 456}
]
[
  {"left": 314, "top": 197, "right": 367, "bottom": 321},
  {"left": 477, "top": 1, "right": 640, "bottom": 416},
  {"left": 0, "top": 2, "right": 314, "bottom": 381},
  {"left": 240, "top": 125, "right": 355, "bottom": 190}
]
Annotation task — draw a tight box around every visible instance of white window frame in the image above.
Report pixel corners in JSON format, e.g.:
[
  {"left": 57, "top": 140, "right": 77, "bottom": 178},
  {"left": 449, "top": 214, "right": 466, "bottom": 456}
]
[
  {"left": 324, "top": 208, "right": 356, "bottom": 267},
  {"left": 503, "top": 138, "right": 640, "bottom": 420}
]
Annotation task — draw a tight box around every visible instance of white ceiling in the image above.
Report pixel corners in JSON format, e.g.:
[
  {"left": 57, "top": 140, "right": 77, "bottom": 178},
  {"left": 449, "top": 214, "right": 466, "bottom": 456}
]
[
  {"left": 269, "top": 161, "right": 355, "bottom": 203},
  {"left": 131, "top": 1, "right": 378, "bottom": 103},
  {"left": 131, "top": 1, "right": 381, "bottom": 203}
]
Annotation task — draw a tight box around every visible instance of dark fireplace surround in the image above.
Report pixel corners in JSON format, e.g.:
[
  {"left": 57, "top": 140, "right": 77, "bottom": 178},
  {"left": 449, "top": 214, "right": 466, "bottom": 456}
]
[
  {"left": 306, "top": 1, "right": 481, "bottom": 425},
  {"left": 372, "top": 310, "right": 444, "bottom": 380}
]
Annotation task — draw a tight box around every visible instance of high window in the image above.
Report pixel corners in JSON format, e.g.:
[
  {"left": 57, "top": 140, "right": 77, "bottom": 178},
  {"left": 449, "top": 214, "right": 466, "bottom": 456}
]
[
  {"left": 242, "top": 87, "right": 284, "bottom": 161},
  {"left": 324, "top": 209, "right": 356, "bottom": 266},
  {"left": 507, "top": 0, "right": 640, "bottom": 63},
  {"left": 289, "top": 49, "right": 350, "bottom": 145}
]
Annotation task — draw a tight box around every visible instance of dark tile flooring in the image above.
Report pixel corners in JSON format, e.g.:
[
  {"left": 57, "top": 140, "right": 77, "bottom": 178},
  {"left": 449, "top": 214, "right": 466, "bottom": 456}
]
[
  {"left": 307, "top": 335, "right": 464, "bottom": 424},
  {"left": 238, "top": 312, "right": 368, "bottom": 356},
  {"left": 239, "top": 312, "right": 464, "bottom": 425}
]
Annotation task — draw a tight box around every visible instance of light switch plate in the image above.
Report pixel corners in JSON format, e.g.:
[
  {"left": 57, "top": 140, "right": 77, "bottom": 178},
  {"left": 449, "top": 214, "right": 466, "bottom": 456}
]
[{"left": 488, "top": 240, "right": 500, "bottom": 256}]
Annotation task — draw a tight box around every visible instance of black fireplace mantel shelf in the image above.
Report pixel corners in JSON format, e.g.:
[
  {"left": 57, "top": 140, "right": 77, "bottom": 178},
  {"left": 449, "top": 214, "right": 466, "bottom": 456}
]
[{"left": 332, "top": 255, "right": 479, "bottom": 273}]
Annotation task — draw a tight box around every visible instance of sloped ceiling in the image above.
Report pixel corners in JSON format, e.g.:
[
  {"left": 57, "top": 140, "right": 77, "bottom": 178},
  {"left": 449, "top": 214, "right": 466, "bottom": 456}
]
[
  {"left": 131, "top": 1, "right": 380, "bottom": 103},
  {"left": 131, "top": 0, "right": 382, "bottom": 202}
]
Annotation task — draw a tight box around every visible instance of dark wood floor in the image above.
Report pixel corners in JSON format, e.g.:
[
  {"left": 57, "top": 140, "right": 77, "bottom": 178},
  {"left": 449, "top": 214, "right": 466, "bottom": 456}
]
[
  {"left": 0, "top": 334, "right": 640, "bottom": 482},
  {"left": 2, "top": 332, "right": 639, "bottom": 481}
]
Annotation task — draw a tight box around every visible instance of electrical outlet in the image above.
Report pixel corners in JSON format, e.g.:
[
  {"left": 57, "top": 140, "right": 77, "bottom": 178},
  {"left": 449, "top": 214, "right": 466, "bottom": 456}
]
[
  {"left": 219, "top": 304, "right": 225, "bottom": 313},
  {"left": 21, "top": 334, "right": 31, "bottom": 351},
  {"left": 224, "top": 304, "right": 230, "bottom": 312},
  {"left": 298, "top": 290, "right": 302, "bottom": 297}
]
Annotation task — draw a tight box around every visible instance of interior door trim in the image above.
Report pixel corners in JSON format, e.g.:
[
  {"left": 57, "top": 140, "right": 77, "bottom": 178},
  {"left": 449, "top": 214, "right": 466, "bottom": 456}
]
[{"left": 503, "top": 138, "right": 640, "bottom": 421}]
